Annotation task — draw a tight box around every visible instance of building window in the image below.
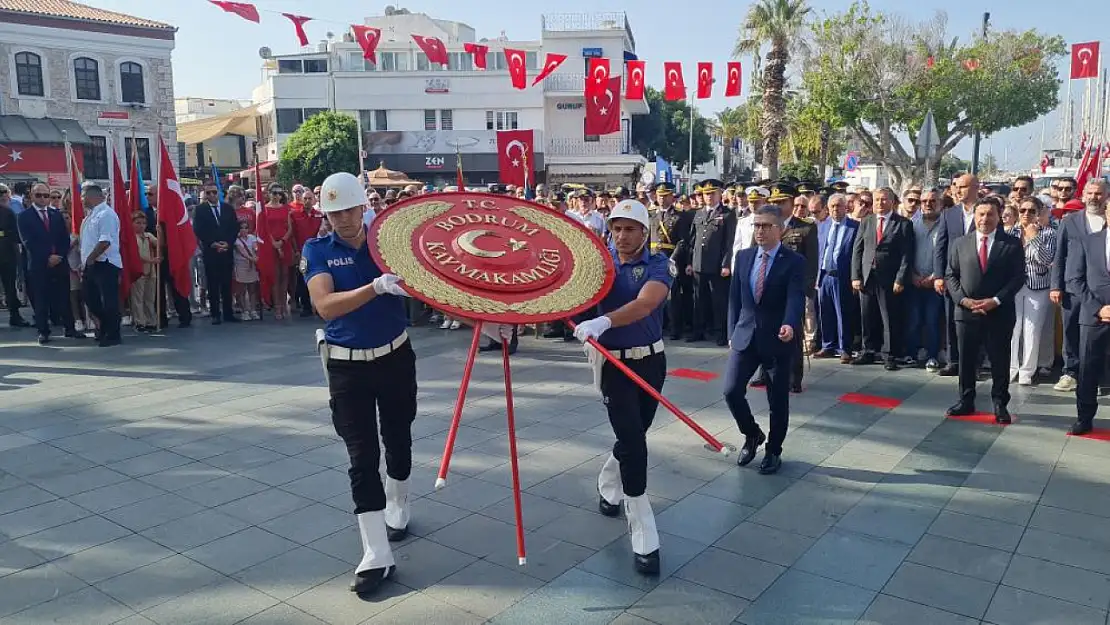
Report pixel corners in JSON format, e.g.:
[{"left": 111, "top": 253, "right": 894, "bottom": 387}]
[
  {"left": 83, "top": 136, "right": 109, "bottom": 180},
  {"left": 416, "top": 53, "right": 444, "bottom": 72},
  {"left": 486, "top": 110, "right": 519, "bottom": 130},
  {"left": 424, "top": 109, "right": 437, "bottom": 131},
  {"left": 302, "top": 108, "right": 327, "bottom": 122},
  {"left": 378, "top": 52, "right": 408, "bottom": 72},
  {"left": 303, "top": 58, "right": 328, "bottom": 73},
  {"left": 120, "top": 62, "right": 145, "bottom": 104},
  {"left": 374, "top": 109, "right": 388, "bottom": 130},
  {"left": 124, "top": 137, "right": 152, "bottom": 177},
  {"left": 276, "top": 108, "right": 304, "bottom": 133},
  {"left": 73, "top": 57, "right": 100, "bottom": 100},
  {"left": 14, "top": 51, "right": 44, "bottom": 96},
  {"left": 278, "top": 59, "right": 303, "bottom": 73},
  {"left": 493, "top": 53, "right": 536, "bottom": 71},
  {"left": 447, "top": 52, "right": 472, "bottom": 71},
  {"left": 440, "top": 110, "right": 453, "bottom": 131},
  {"left": 526, "top": 52, "right": 538, "bottom": 71}
]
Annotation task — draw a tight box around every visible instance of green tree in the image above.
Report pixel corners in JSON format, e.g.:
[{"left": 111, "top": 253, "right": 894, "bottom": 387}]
[
  {"left": 939, "top": 154, "right": 971, "bottom": 179},
  {"left": 804, "top": 1, "right": 1065, "bottom": 189},
  {"left": 632, "top": 87, "right": 713, "bottom": 173},
  {"left": 779, "top": 160, "right": 819, "bottom": 181},
  {"left": 715, "top": 107, "right": 746, "bottom": 176},
  {"left": 734, "top": 0, "right": 813, "bottom": 179},
  {"left": 278, "top": 111, "right": 360, "bottom": 188}
]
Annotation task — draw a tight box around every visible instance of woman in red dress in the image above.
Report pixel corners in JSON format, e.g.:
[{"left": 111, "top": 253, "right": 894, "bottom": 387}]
[{"left": 262, "top": 183, "right": 294, "bottom": 319}]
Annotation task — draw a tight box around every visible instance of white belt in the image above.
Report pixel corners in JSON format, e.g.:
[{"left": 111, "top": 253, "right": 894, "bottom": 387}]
[
  {"left": 326, "top": 331, "right": 408, "bottom": 362},
  {"left": 615, "top": 340, "right": 665, "bottom": 360}
]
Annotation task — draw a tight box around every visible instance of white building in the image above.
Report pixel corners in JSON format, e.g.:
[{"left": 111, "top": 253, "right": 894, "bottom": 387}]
[
  {"left": 0, "top": 0, "right": 177, "bottom": 185},
  {"left": 175, "top": 97, "right": 249, "bottom": 124},
  {"left": 250, "top": 10, "right": 646, "bottom": 186},
  {"left": 175, "top": 97, "right": 254, "bottom": 173}
]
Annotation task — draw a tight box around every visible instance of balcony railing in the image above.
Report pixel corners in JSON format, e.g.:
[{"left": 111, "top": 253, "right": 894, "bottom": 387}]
[
  {"left": 547, "top": 137, "right": 629, "bottom": 157},
  {"left": 544, "top": 73, "right": 628, "bottom": 94},
  {"left": 541, "top": 12, "right": 636, "bottom": 50}
]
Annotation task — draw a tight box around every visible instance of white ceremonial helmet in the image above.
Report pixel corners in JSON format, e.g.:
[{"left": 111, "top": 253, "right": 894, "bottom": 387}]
[
  {"left": 319, "top": 172, "right": 368, "bottom": 213},
  {"left": 607, "top": 199, "right": 650, "bottom": 230}
]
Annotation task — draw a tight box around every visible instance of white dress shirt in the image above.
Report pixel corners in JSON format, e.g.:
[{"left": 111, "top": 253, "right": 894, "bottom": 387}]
[
  {"left": 961, "top": 204, "right": 975, "bottom": 235},
  {"left": 1104, "top": 227, "right": 1110, "bottom": 272},
  {"left": 1086, "top": 212, "right": 1106, "bottom": 234},
  {"left": 79, "top": 201, "right": 122, "bottom": 268}
]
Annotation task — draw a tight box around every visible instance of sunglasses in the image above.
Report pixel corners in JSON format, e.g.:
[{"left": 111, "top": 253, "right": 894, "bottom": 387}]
[
  {"left": 50, "top": 195, "right": 62, "bottom": 199},
  {"left": 33, "top": 193, "right": 49, "bottom": 199},
  {"left": 1018, "top": 208, "right": 1039, "bottom": 214}
]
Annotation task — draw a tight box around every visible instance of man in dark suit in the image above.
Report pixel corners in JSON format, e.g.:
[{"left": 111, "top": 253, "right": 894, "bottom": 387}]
[
  {"left": 192, "top": 181, "right": 239, "bottom": 324},
  {"left": 851, "top": 187, "right": 915, "bottom": 370},
  {"left": 815, "top": 193, "right": 859, "bottom": 363},
  {"left": 17, "top": 183, "right": 78, "bottom": 343},
  {"left": 1065, "top": 227, "right": 1110, "bottom": 435},
  {"left": 686, "top": 179, "right": 736, "bottom": 345},
  {"left": 945, "top": 196, "right": 1026, "bottom": 424},
  {"left": 722, "top": 206, "right": 805, "bottom": 475},
  {"left": 0, "top": 185, "right": 29, "bottom": 328},
  {"left": 781, "top": 186, "right": 819, "bottom": 391},
  {"left": 933, "top": 174, "right": 980, "bottom": 375}
]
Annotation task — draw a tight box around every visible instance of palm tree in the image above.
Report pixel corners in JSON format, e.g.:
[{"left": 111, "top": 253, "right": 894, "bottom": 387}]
[
  {"left": 734, "top": 0, "right": 811, "bottom": 179},
  {"left": 715, "top": 107, "right": 746, "bottom": 176}
]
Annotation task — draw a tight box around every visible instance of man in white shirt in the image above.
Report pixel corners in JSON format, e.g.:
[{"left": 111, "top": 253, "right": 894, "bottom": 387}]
[{"left": 78, "top": 183, "right": 124, "bottom": 347}]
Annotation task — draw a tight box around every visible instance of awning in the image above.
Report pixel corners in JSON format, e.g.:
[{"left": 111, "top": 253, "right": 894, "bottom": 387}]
[
  {"left": 178, "top": 105, "right": 260, "bottom": 145},
  {"left": 231, "top": 160, "right": 277, "bottom": 178},
  {"left": 0, "top": 115, "right": 92, "bottom": 144}
]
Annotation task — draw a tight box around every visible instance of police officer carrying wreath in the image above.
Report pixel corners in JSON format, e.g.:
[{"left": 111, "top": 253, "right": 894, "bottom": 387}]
[
  {"left": 301, "top": 171, "right": 417, "bottom": 596},
  {"left": 649, "top": 181, "right": 694, "bottom": 340},
  {"left": 573, "top": 199, "right": 675, "bottom": 576}
]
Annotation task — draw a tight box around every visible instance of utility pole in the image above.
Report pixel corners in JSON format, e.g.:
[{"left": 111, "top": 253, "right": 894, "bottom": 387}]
[{"left": 970, "top": 12, "right": 990, "bottom": 175}]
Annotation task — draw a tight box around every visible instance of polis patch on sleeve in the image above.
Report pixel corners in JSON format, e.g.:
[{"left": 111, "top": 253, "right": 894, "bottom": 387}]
[
  {"left": 668, "top": 258, "right": 678, "bottom": 278},
  {"left": 298, "top": 255, "right": 308, "bottom": 275}
]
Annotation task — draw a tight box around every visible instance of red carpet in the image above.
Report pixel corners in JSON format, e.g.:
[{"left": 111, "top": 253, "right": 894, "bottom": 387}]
[
  {"left": 1068, "top": 429, "right": 1110, "bottom": 442},
  {"left": 840, "top": 393, "right": 901, "bottom": 409},
  {"left": 669, "top": 368, "right": 719, "bottom": 382},
  {"left": 947, "top": 412, "right": 1015, "bottom": 425}
]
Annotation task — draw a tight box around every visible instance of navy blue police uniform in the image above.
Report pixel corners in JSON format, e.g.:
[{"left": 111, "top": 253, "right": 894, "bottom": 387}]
[
  {"left": 597, "top": 246, "right": 675, "bottom": 498},
  {"left": 301, "top": 232, "right": 417, "bottom": 516}
]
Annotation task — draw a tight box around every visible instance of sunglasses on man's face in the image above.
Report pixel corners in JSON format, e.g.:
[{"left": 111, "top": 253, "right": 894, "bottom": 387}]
[
  {"left": 50, "top": 194, "right": 62, "bottom": 200},
  {"left": 33, "top": 193, "right": 49, "bottom": 199},
  {"left": 1018, "top": 208, "right": 1038, "bottom": 215}
]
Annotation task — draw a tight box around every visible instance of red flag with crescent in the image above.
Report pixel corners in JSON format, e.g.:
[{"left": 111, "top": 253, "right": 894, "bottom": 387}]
[
  {"left": 625, "top": 60, "right": 646, "bottom": 100},
  {"left": 1072, "top": 42, "right": 1100, "bottom": 79},
  {"left": 697, "top": 62, "right": 713, "bottom": 99},
  {"left": 412, "top": 34, "right": 449, "bottom": 67},
  {"left": 282, "top": 14, "right": 312, "bottom": 47},
  {"left": 664, "top": 62, "right": 686, "bottom": 101},
  {"left": 496, "top": 130, "right": 534, "bottom": 188},
  {"left": 208, "top": 1, "right": 258, "bottom": 23},
  {"left": 504, "top": 48, "right": 528, "bottom": 90},
  {"left": 585, "top": 76, "right": 621, "bottom": 136},
  {"left": 464, "top": 42, "right": 489, "bottom": 70},
  {"left": 155, "top": 137, "right": 198, "bottom": 301},
  {"left": 586, "top": 58, "right": 610, "bottom": 98},
  {"left": 725, "top": 61, "right": 742, "bottom": 97},
  {"left": 531, "top": 53, "right": 568, "bottom": 87},
  {"left": 351, "top": 26, "right": 381, "bottom": 63}
]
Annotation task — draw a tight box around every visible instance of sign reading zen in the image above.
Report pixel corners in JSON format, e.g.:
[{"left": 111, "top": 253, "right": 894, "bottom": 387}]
[{"left": 426, "top": 156, "right": 445, "bottom": 169}]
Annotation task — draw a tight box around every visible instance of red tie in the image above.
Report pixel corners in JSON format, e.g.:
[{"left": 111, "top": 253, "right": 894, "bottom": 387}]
[
  {"left": 978, "top": 235, "right": 988, "bottom": 272},
  {"left": 40, "top": 209, "right": 49, "bottom": 232},
  {"left": 876, "top": 216, "right": 884, "bottom": 245},
  {"left": 755, "top": 252, "right": 768, "bottom": 301}
]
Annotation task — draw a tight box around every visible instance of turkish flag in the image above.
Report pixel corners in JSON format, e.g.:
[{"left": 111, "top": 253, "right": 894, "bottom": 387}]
[
  {"left": 586, "top": 58, "right": 610, "bottom": 97},
  {"left": 625, "top": 60, "right": 646, "bottom": 100},
  {"left": 464, "top": 42, "right": 489, "bottom": 69},
  {"left": 697, "top": 62, "right": 713, "bottom": 99},
  {"left": 496, "top": 130, "right": 535, "bottom": 188},
  {"left": 110, "top": 148, "right": 142, "bottom": 300},
  {"left": 412, "top": 34, "right": 449, "bottom": 66},
  {"left": 725, "top": 61, "right": 742, "bottom": 97},
  {"left": 66, "top": 143, "right": 83, "bottom": 233},
  {"left": 155, "top": 137, "right": 198, "bottom": 302},
  {"left": 585, "top": 76, "right": 621, "bottom": 136},
  {"left": 251, "top": 156, "right": 274, "bottom": 306},
  {"left": 1072, "top": 42, "right": 1100, "bottom": 79},
  {"left": 282, "top": 14, "right": 312, "bottom": 47},
  {"left": 0, "top": 143, "right": 68, "bottom": 173},
  {"left": 504, "top": 48, "right": 528, "bottom": 89},
  {"left": 351, "top": 26, "right": 381, "bottom": 63},
  {"left": 664, "top": 62, "right": 686, "bottom": 101},
  {"left": 208, "top": 1, "right": 258, "bottom": 23},
  {"left": 531, "top": 53, "right": 568, "bottom": 87}
]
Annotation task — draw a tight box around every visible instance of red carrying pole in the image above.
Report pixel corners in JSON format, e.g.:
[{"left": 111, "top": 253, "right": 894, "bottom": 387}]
[
  {"left": 436, "top": 323, "right": 484, "bottom": 489},
  {"left": 500, "top": 340, "right": 527, "bottom": 565},
  {"left": 566, "top": 319, "right": 731, "bottom": 455}
]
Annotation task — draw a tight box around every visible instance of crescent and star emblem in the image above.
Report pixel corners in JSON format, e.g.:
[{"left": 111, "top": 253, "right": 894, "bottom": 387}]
[
  {"left": 632, "top": 67, "right": 643, "bottom": 85},
  {"left": 505, "top": 139, "right": 527, "bottom": 167},
  {"left": 667, "top": 68, "right": 679, "bottom": 85},
  {"left": 1079, "top": 47, "right": 1093, "bottom": 65},
  {"left": 729, "top": 67, "right": 739, "bottom": 83},
  {"left": 593, "top": 64, "right": 608, "bottom": 85},
  {"left": 455, "top": 230, "right": 528, "bottom": 258},
  {"left": 165, "top": 179, "right": 189, "bottom": 226},
  {"left": 510, "top": 52, "right": 523, "bottom": 68},
  {"left": 593, "top": 89, "right": 615, "bottom": 116},
  {"left": 700, "top": 68, "right": 709, "bottom": 84}
]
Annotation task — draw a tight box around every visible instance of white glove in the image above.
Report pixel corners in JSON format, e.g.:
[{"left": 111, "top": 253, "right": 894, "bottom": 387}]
[
  {"left": 573, "top": 316, "right": 612, "bottom": 342},
  {"left": 372, "top": 273, "right": 409, "bottom": 297},
  {"left": 480, "top": 323, "right": 514, "bottom": 342}
]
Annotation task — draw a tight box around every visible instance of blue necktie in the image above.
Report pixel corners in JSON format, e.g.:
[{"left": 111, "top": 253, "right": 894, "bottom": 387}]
[{"left": 823, "top": 223, "right": 838, "bottom": 271}]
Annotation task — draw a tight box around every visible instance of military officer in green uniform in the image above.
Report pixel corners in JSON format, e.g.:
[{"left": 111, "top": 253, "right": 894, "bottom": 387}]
[
  {"left": 777, "top": 182, "right": 819, "bottom": 392},
  {"left": 650, "top": 182, "right": 694, "bottom": 340}
]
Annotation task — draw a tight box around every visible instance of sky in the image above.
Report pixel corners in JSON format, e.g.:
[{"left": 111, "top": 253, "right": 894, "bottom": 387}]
[{"left": 83, "top": 0, "right": 1107, "bottom": 171}]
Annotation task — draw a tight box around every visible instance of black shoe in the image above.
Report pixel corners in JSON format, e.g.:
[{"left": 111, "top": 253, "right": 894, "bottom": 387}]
[
  {"left": 598, "top": 493, "right": 621, "bottom": 517},
  {"left": 543, "top": 329, "right": 565, "bottom": 339},
  {"left": 9, "top": 317, "right": 30, "bottom": 328},
  {"left": 1071, "top": 420, "right": 1094, "bottom": 436},
  {"left": 790, "top": 383, "right": 803, "bottom": 394},
  {"left": 749, "top": 377, "right": 768, "bottom": 389},
  {"left": 994, "top": 406, "right": 1012, "bottom": 425},
  {"left": 852, "top": 353, "right": 876, "bottom": 366},
  {"left": 178, "top": 319, "right": 191, "bottom": 329},
  {"left": 938, "top": 363, "right": 958, "bottom": 377},
  {"left": 211, "top": 317, "right": 222, "bottom": 326},
  {"left": 737, "top": 431, "right": 766, "bottom": 467},
  {"left": 37, "top": 333, "right": 50, "bottom": 345},
  {"left": 946, "top": 402, "right": 975, "bottom": 417},
  {"left": 716, "top": 337, "right": 728, "bottom": 347},
  {"left": 386, "top": 525, "right": 408, "bottom": 542},
  {"left": 884, "top": 361, "right": 900, "bottom": 372},
  {"left": 634, "top": 550, "right": 660, "bottom": 575},
  {"left": 478, "top": 341, "right": 499, "bottom": 353},
  {"left": 759, "top": 453, "right": 782, "bottom": 475},
  {"left": 348, "top": 565, "right": 395, "bottom": 595},
  {"left": 98, "top": 337, "right": 121, "bottom": 347},
  {"left": 686, "top": 334, "right": 705, "bottom": 343},
  {"left": 224, "top": 315, "right": 241, "bottom": 323},
  {"left": 64, "top": 329, "right": 86, "bottom": 339}
]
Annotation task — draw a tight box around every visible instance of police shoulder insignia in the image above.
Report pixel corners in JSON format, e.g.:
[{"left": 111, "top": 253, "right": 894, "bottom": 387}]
[
  {"left": 298, "top": 255, "right": 308, "bottom": 275},
  {"left": 668, "top": 258, "right": 678, "bottom": 278},
  {"left": 632, "top": 266, "right": 646, "bottom": 281}
]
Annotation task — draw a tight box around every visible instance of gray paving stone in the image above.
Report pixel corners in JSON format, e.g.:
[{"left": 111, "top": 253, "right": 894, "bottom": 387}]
[
  {"left": 488, "top": 567, "right": 645, "bottom": 625},
  {"left": 203, "top": 446, "right": 287, "bottom": 473},
  {"left": 1002, "top": 554, "right": 1110, "bottom": 610},
  {"left": 748, "top": 480, "right": 867, "bottom": 538},
  {"left": 533, "top": 505, "right": 632, "bottom": 550},
  {"left": 260, "top": 503, "right": 354, "bottom": 545},
  {"left": 100, "top": 493, "right": 205, "bottom": 532},
  {"left": 835, "top": 491, "right": 941, "bottom": 545},
  {"left": 426, "top": 512, "right": 520, "bottom": 559},
  {"left": 425, "top": 475, "right": 513, "bottom": 512},
  {"left": 212, "top": 488, "right": 315, "bottom": 525},
  {"left": 140, "top": 508, "right": 251, "bottom": 552},
  {"left": 174, "top": 474, "right": 270, "bottom": 508},
  {"left": 52, "top": 431, "right": 158, "bottom": 464},
  {"left": 0, "top": 498, "right": 90, "bottom": 539},
  {"left": 424, "top": 559, "right": 545, "bottom": 619},
  {"left": 1017, "top": 528, "right": 1110, "bottom": 575},
  {"left": 233, "top": 546, "right": 350, "bottom": 601},
  {"left": 138, "top": 577, "right": 278, "bottom": 624},
  {"left": 928, "top": 510, "right": 1026, "bottom": 552},
  {"left": 627, "top": 576, "right": 749, "bottom": 625},
  {"left": 607, "top": 612, "right": 657, "bottom": 625},
  {"left": 946, "top": 487, "right": 1036, "bottom": 525},
  {"left": 67, "top": 479, "right": 167, "bottom": 514},
  {"left": 907, "top": 534, "right": 1013, "bottom": 583},
  {"left": 0, "top": 563, "right": 87, "bottom": 618},
  {"left": 794, "top": 528, "right": 910, "bottom": 590},
  {"left": 714, "top": 521, "right": 816, "bottom": 567},
  {"left": 0, "top": 540, "right": 46, "bottom": 577},
  {"left": 52, "top": 534, "right": 176, "bottom": 584},
  {"left": 391, "top": 537, "right": 478, "bottom": 590},
  {"left": 985, "top": 585, "right": 1108, "bottom": 625},
  {"left": 183, "top": 527, "right": 300, "bottom": 576},
  {"left": 105, "top": 450, "right": 194, "bottom": 477},
  {"left": 138, "top": 462, "right": 231, "bottom": 492},
  {"left": 479, "top": 491, "right": 583, "bottom": 530},
  {"left": 882, "top": 562, "right": 997, "bottom": 619},
  {"left": 278, "top": 469, "right": 350, "bottom": 503},
  {"left": 286, "top": 575, "right": 408, "bottom": 625},
  {"left": 1027, "top": 505, "right": 1110, "bottom": 549},
  {"left": 17, "top": 514, "right": 132, "bottom": 561},
  {"left": 859, "top": 594, "right": 980, "bottom": 625},
  {"left": 737, "top": 568, "right": 876, "bottom": 625},
  {"left": 696, "top": 468, "right": 795, "bottom": 508},
  {"left": 34, "top": 465, "right": 131, "bottom": 497},
  {"left": 577, "top": 531, "right": 707, "bottom": 592},
  {"left": 484, "top": 531, "right": 596, "bottom": 583},
  {"left": 675, "top": 546, "right": 785, "bottom": 600},
  {"left": 655, "top": 492, "right": 754, "bottom": 545},
  {"left": 0, "top": 585, "right": 135, "bottom": 625},
  {"left": 236, "top": 603, "right": 327, "bottom": 624},
  {"left": 0, "top": 483, "right": 57, "bottom": 516}
]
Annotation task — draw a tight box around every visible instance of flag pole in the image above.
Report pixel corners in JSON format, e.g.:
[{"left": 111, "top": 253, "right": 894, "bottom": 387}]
[
  {"left": 1067, "top": 76, "right": 1075, "bottom": 165},
  {"left": 356, "top": 112, "right": 366, "bottom": 175}
]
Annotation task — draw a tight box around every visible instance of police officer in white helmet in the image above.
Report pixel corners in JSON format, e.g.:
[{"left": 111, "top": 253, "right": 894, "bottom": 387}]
[
  {"left": 300, "top": 172, "right": 416, "bottom": 596},
  {"left": 573, "top": 199, "right": 676, "bottom": 575}
]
